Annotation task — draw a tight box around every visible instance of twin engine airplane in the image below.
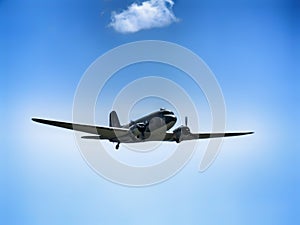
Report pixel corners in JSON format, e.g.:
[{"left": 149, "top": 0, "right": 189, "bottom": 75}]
[{"left": 32, "top": 108, "right": 253, "bottom": 150}]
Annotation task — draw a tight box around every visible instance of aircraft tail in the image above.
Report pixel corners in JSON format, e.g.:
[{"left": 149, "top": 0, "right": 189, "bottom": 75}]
[{"left": 109, "top": 111, "right": 121, "bottom": 128}]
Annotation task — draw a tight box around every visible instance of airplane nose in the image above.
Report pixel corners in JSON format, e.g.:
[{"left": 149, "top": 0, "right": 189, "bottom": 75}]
[{"left": 165, "top": 114, "right": 177, "bottom": 125}]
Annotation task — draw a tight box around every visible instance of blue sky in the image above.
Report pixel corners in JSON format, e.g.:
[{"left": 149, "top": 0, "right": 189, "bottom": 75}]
[{"left": 1, "top": 0, "right": 299, "bottom": 224}]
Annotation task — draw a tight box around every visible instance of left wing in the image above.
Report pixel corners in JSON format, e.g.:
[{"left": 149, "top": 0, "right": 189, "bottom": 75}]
[{"left": 32, "top": 118, "right": 129, "bottom": 140}]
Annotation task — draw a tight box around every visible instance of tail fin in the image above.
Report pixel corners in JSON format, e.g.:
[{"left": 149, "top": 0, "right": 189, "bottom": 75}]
[{"left": 109, "top": 111, "right": 121, "bottom": 127}]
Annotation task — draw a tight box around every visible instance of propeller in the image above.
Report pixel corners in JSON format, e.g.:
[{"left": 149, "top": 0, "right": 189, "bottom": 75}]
[
  {"left": 136, "top": 122, "right": 146, "bottom": 131},
  {"left": 173, "top": 116, "right": 190, "bottom": 141},
  {"left": 136, "top": 121, "right": 149, "bottom": 139},
  {"left": 182, "top": 116, "right": 190, "bottom": 135}
]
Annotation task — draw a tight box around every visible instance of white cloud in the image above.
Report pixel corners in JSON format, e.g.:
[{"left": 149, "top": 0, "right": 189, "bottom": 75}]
[{"left": 109, "top": 0, "right": 178, "bottom": 33}]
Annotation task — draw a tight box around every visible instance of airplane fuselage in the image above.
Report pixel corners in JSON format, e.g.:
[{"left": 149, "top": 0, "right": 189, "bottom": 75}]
[{"left": 111, "top": 108, "right": 177, "bottom": 143}]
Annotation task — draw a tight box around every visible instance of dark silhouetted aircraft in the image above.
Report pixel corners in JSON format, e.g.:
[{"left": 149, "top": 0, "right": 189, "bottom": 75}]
[{"left": 32, "top": 108, "right": 253, "bottom": 150}]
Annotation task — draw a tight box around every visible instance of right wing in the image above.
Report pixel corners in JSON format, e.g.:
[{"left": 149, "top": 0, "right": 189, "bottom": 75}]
[
  {"left": 154, "top": 131, "right": 254, "bottom": 142},
  {"left": 189, "top": 131, "right": 254, "bottom": 140},
  {"left": 32, "top": 118, "right": 129, "bottom": 140}
]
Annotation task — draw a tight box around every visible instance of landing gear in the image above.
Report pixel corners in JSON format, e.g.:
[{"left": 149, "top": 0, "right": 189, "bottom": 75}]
[{"left": 115, "top": 142, "right": 120, "bottom": 150}]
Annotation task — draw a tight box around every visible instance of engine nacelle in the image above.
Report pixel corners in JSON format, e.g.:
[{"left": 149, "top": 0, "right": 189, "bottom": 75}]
[
  {"left": 129, "top": 124, "right": 141, "bottom": 137},
  {"left": 129, "top": 123, "right": 147, "bottom": 139},
  {"left": 173, "top": 126, "right": 191, "bottom": 143}
]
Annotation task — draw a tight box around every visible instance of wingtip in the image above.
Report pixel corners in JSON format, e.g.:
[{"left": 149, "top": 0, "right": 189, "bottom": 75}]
[
  {"left": 242, "top": 131, "right": 254, "bottom": 135},
  {"left": 32, "top": 118, "right": 40, "bottom": 122},
  {"left": 32, "top": 118, "right": 47, "bottom": 124},
  {"left": 242, "top": 131, "right": 254, "bottom": 136}
]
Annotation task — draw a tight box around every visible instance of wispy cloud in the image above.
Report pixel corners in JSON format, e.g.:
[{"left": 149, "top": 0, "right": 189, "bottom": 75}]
[{"left": 109, "top": 0, "right": 178, "bottom": 34}]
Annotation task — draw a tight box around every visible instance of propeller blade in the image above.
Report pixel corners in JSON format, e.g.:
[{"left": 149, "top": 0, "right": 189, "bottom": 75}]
[{"left": 185, "top": 116, "right": 188, "bottom": 126}]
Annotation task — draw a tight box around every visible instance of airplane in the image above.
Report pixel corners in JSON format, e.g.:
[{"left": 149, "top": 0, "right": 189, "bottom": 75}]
[{"left": 32, "top": 108, "right": 254, "bottom": 150}]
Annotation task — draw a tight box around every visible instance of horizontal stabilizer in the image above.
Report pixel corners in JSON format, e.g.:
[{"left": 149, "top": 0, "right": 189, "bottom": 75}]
[{"left": 81, "top": 135, "right": 101, "bottom": 139}]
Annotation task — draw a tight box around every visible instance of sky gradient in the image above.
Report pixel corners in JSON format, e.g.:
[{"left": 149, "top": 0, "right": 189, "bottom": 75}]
[{"left": 1, "top": 0, "right": 299, "bottom": 224}]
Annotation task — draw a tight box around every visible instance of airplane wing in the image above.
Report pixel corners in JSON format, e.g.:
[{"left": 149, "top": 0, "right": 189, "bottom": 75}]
[
  {"left": 160, "top": 131, "right": 254, "bottom": 142},
  {"left": 190, "top": 132, "right": 254, "bottom": 139},
  {"left": 32, "top": 118, "right": 129, "bottom": 140}
]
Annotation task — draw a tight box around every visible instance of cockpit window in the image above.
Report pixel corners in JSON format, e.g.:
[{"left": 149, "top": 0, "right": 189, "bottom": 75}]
[{"left": 160, "top": 109, "right": 174, "bottom": 115}]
